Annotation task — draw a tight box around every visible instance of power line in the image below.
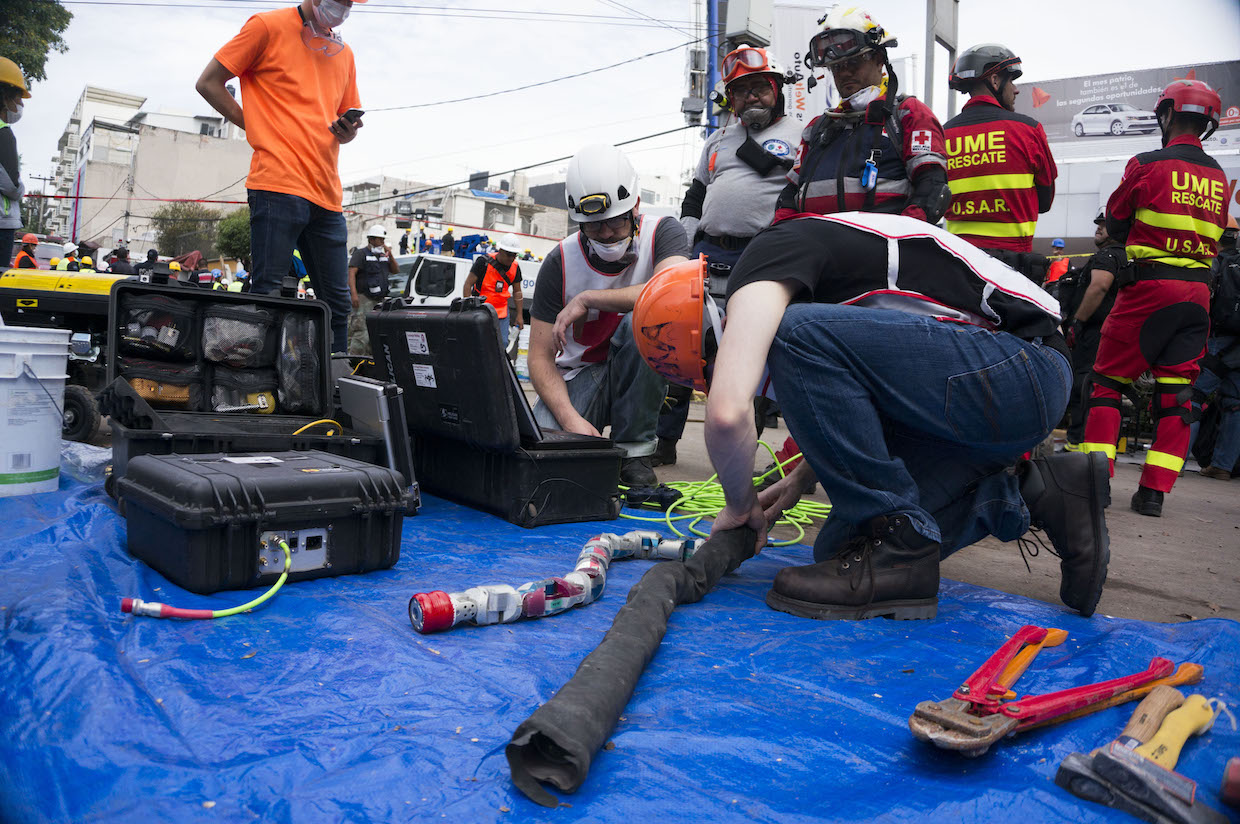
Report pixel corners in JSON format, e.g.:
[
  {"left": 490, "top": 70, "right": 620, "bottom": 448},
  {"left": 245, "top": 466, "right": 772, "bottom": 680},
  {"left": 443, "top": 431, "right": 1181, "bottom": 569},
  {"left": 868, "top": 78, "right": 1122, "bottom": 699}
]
[
  {"left": 595, "top": 0, "right": 692, "bottom": 38},
  {"left": 344, "top": 123, "right": 711, "bottom": 209},
  {"left": 368, "top": 35, "right": 713, "bottom": 112}
]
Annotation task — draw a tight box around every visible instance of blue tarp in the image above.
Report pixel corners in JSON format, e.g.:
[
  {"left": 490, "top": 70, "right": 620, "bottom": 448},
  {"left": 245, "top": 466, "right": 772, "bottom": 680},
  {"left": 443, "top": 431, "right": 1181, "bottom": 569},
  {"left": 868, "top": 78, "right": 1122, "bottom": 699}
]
[{"left": 1, "top": 478, "right": 1238, "bottom": 822}]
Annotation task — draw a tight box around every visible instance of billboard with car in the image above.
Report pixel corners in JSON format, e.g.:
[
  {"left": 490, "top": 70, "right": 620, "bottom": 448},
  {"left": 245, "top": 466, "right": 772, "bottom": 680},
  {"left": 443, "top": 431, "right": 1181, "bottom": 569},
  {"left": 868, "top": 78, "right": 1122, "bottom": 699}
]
[{"left": 1014, "top": 60, "right": 1240, "bottom": 144}]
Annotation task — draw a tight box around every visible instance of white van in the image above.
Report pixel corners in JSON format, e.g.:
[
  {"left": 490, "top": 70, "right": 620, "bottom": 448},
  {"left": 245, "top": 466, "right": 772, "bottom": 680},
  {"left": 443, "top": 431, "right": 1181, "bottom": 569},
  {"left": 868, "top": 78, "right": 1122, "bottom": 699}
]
[{"left": 392, "top": 253, "right": 541, "bottom": 322}]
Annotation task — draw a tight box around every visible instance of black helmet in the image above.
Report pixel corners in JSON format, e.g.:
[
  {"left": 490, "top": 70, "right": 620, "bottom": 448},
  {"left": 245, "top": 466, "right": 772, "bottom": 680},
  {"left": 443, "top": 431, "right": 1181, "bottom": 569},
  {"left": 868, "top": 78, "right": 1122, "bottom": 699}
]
[{"left": 949, "top": 44, "right": 1022, "bottom": 92}]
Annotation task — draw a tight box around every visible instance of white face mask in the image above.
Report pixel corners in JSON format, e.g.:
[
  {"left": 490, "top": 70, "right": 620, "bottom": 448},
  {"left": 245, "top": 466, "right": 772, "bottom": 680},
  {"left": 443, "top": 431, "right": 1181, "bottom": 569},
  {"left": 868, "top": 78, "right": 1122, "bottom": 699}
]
[
  {"left": 369, "top": 243, "right": 384, "bottom": 253},
  {"left": 312, "top": 0, "right": 350, "bottom": 29},
  {"left": 2, "top": 101, "right": 23, "bottom": 125},
  {"left": 587, "top": 236, "right": 632, "bottom": 263},
  {"left": 845, "top": 84, "right": 883, "bottom": 110}
]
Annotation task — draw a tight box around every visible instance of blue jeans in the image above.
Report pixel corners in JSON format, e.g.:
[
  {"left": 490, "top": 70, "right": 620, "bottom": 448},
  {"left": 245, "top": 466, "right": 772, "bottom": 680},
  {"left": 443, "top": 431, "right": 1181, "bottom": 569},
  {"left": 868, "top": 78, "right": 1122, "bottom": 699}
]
[
  {"left": 1190, "top": 335, "right": 1240, "bottom": 471},
  {"left": 248, "top": 190, "right": 350, "bottom": 353},
  {"left": 768, "top": 304, "right": 1072, "bottom": 561},
  {"left": 533, "top": 315, "right": 666, "bottom": 457}
]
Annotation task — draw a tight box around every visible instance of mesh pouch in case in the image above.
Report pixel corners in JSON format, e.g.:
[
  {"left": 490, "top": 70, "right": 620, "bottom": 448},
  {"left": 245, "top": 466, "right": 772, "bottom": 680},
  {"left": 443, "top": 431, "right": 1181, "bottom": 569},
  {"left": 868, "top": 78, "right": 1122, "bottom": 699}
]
[
  {"left": 277, "top": 312, "right": 321, "bottom": 415},
  {"left": 210, "top": 366, "right": 278, "bottom": 414},
  {"left": 203, "top": 304, "right": 279, "bottom": 367},
  {"left": 119, "top": 357, "right": 206, "bottom": 411},
  {"left": 118, "top": 295, "right": 199, "bottom": 361}
]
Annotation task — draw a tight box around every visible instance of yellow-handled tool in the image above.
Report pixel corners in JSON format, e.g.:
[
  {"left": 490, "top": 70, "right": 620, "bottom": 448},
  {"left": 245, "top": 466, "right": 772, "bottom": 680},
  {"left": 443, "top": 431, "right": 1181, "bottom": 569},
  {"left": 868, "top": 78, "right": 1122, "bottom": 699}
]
[
  {"left": 993, "top": 628, "right": 1068, "bottom": 699},
  {"left": 1135, "top": 694, "right": 1215, "bottom": 768}
]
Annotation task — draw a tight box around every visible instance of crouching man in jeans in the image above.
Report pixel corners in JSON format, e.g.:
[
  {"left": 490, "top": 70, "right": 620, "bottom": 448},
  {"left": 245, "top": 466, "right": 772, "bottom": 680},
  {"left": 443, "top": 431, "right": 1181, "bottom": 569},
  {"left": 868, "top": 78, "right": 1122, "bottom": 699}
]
[{"left": 633, "top": 211, "right": 1111, "bottom": 619}]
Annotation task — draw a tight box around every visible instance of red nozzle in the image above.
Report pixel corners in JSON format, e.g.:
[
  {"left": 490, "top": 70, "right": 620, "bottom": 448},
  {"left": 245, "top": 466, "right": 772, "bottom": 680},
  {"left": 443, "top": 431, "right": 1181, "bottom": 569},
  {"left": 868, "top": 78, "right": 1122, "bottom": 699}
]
[
  {"left": 121, "top": 598, "right": 135, "bottom": 613},
  {"left": 410, "top": 591, "right": 455, "bottom": 633}
]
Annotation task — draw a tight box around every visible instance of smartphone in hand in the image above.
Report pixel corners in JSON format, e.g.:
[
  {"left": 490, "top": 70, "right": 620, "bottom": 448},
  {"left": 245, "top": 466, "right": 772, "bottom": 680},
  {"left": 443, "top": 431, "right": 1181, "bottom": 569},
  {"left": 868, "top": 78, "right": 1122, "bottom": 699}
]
[{"left": 343, "top": 108, "right": 364, "bottom": 123}]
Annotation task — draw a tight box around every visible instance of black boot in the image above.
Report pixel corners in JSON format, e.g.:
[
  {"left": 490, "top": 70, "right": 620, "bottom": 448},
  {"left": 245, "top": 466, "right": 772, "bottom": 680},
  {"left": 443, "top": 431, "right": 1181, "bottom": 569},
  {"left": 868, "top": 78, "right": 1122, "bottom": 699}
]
[
  {"left": 1019, "top": 452, "right": 1111, "bottom": 617},
  {"left": 620, "top": 455, "right": 657, "bottom": 487},
  {"left": 1130, "top": 485, "right": 1164, "bottom": 517},
  {"left": 651, "top": 438, "right": 678, "bottom": 467},
  {"left": 765, "top": 514, "right": 940, "bottom": 620}
]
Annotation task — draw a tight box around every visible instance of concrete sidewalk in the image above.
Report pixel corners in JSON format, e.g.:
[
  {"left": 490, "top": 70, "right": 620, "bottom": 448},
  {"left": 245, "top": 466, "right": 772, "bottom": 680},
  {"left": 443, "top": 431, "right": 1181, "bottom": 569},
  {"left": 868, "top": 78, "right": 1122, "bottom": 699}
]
[{"left": 650, "top": 403, "right": 1239, "bottom": 624}]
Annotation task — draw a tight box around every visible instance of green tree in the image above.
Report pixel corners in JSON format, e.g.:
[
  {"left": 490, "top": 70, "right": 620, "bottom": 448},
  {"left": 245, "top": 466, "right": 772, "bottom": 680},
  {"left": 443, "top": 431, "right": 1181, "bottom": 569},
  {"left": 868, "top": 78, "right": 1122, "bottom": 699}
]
[
  {"left": 0, "top": 1, "right": 73, "bottom": 84},
  {"left": 216, "top": 206, "right": 251, "bottom": 261},
  {"left": 149, "top": 202, "right": 221, "bottom": 258}
]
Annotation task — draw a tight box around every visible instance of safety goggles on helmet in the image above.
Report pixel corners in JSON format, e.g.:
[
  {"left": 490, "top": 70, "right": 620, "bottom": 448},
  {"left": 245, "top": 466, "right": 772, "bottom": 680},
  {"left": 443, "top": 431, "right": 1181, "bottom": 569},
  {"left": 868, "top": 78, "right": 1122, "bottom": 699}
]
[
  {"left": 722, "top": 47, "right": 771, "bottom": 83},
  {"left": 808, "top": 28, "right": 871, "bottom": 68},
  {"left": 574, "top": 192, "right": 614, "bottom": 218},
  {"left": 301, "top": 19, "right": 345, "bottom": 56}
]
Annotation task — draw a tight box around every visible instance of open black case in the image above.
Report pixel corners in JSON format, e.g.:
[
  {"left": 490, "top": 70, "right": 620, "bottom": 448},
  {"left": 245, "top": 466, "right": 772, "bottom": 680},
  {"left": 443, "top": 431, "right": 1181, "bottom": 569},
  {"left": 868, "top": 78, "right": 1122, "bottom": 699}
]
[{"left": 368, "top": 297, "right": 622, "bottom": 527}]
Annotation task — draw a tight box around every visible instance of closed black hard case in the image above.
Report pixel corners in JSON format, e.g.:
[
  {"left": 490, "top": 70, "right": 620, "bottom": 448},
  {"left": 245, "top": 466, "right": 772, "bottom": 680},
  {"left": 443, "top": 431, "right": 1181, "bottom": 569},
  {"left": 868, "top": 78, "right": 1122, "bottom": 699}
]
[{"left": 117, "top": 451, "right": 409, "bottom": 594}]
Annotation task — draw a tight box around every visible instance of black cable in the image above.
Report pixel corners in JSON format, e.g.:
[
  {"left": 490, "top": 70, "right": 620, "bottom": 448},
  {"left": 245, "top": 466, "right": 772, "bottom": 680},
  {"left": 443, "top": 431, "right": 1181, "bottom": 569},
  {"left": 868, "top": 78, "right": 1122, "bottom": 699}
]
[
  {"left": 343, "top": 124, "right": 711, "bottom": 209},
  {"left": 369, "top": 36, "right": 714, "bottom": 112}
]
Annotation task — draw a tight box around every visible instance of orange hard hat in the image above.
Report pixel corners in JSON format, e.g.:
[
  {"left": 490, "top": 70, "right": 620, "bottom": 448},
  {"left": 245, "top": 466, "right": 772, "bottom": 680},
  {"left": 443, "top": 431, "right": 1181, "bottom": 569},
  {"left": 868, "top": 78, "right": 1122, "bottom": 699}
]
[
  {"left": 632, "top": 255, "right": 722, "bottom": 392},
  {"left": 21, "top": 233, "right": 38, "bottom": 244},
  {"left": 1227, "top": 215, "right": 1238, "bottom": 231}
]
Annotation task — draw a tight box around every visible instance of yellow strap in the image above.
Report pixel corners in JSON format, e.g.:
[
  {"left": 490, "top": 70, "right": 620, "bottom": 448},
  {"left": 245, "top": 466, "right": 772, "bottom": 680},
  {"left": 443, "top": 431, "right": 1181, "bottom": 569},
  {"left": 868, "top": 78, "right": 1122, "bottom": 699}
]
[
  {"left": 1135, "top": 208, "right": 1225, "bottom": 241},
  {"left": 948, "top": 173, "right": 1036, "bottom": 195},
  {"left": 944, "top": 219, "right": 1038, "bottom": 238},
  {"left": 1125, "top": 245, "right": 1211, "bottom": 269},
  {"left": 1154, "top": 376, "right": 1192, "bottom": 385},
  {"left": 1081, "top": 442, "right": 1117, "bottom": 459},
  {"left": 1145, "top": 450, "right": 1185, "bottom": 473}
]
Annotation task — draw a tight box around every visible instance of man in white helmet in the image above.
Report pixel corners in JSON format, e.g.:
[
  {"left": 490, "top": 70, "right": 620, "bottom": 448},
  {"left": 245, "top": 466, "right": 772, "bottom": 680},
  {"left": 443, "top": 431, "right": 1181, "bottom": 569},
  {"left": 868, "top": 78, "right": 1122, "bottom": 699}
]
[
  {"left": 528, "top": 144, "right": 690, "bottom": 487},
  {"left": 462, "top": 232, "right": 525, "bottom": 349},
  {"left": 656, "top": 43, "right": 805, "bottom": 467},
  {"left": 347, "top": 224, "right": 397, "bottom": 355},
  {"left": 57, "top": 242, "right": 80, "bottom": 272}
]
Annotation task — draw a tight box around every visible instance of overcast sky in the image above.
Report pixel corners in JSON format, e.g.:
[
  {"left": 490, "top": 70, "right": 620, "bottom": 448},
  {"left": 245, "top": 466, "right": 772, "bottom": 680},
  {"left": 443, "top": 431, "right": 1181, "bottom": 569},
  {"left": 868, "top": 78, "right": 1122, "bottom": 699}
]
[{"left": 15, "top": 0, "right": 1240, "bottom": 204}]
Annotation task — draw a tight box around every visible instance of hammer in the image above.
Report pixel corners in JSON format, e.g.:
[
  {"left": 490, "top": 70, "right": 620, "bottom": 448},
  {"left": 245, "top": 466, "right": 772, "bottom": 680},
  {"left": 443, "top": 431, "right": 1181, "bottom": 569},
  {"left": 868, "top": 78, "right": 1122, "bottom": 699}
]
[
  {"left": 1090, "top": 694, "right": 1228, "bottom": 824},
  {"left": 1056, "top": 685, "right": 1187, "bottom": 819}
]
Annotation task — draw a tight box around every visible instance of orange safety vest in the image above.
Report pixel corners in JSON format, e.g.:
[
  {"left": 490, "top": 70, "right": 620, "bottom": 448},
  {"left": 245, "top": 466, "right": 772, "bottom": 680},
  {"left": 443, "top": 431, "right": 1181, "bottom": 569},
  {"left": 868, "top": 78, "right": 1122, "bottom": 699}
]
[
  {"left": 474, "top": 254, "right": 518, "bottom": 319},
  {"left": 13, "top": 250, "right": 38, "bottom": 269},
  {"left": 1045, "top": 257, "right": 1069, "bottom": 284}
]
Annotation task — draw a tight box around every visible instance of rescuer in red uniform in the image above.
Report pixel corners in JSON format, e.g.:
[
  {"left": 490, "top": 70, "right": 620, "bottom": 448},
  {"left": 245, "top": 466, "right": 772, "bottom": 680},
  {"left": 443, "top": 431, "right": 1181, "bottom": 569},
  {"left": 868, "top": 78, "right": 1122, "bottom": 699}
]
[
  {"left": 1082, "top": 79, "right": 1230, "bottom": 517},
  {"left": 943, "top": 44, "right": 1057, "bottom": 281}
]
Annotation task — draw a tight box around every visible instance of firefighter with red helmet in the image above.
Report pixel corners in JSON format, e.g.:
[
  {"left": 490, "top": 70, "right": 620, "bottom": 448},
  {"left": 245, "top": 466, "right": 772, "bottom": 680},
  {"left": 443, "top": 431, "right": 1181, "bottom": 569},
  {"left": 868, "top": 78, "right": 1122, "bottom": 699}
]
[
  {"left": 1081, "top": 79, "right": 1230, "bottom": 517},
  {"left": 774, "top": 6, "right": 951, "bottom": 223},
  {"left": 944, "top": 44, "right": 1057, "bottom": 281},
  {"left": 656, "top": 44, "right": 803, "bottom": 467}
]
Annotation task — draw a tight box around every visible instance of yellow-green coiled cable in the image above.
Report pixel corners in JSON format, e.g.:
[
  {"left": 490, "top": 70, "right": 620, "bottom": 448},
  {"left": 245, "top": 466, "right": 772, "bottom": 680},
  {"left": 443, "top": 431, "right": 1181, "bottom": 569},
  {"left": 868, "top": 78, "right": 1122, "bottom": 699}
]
[{"left": 620, "top": 442, "right": 832, "bottom": 547}]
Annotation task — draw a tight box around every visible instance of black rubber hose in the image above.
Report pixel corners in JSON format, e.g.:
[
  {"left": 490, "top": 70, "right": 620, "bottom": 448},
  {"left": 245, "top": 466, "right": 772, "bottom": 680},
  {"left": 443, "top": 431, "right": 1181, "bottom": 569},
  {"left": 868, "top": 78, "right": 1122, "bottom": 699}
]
[{"left": 506, "top": 526, "right": 757, "bottom": 807}]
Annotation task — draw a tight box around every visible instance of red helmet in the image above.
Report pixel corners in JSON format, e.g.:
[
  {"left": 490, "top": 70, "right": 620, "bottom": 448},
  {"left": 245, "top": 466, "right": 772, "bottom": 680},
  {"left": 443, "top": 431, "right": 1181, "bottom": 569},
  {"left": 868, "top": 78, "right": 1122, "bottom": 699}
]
[
  {"left": 632, "top": 256, "right": 723, "bottom": 392},
  {"left": 21, "top": 233, "right": 38, "bottom": 244},
  {"left": 1155, "top": 79, "right": 1222, "bottom": 138}
]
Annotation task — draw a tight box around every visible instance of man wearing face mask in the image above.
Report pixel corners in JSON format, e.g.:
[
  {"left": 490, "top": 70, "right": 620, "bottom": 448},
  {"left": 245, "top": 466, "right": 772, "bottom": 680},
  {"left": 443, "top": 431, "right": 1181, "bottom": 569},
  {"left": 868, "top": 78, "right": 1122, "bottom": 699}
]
[
  {"left": 347, "top": 224, "right": 397, "bottom": 356},
  {"left": 528, "top": 144, "right": 690, "bottom": 487},
  {"left": 655, "top": 44, "right": 803, "bottom": 467},
  {"left": 944, "top": 45, "right": 1057, "bottom": 283},
  {"left": 196, "top": 0, "right": 365, "bottom": 355},
  {"left": 0, "top": 57, "right": 30, "bottom": 269},
  {"left": 774, "top": 7, "right": 950, "bottom": 223}
]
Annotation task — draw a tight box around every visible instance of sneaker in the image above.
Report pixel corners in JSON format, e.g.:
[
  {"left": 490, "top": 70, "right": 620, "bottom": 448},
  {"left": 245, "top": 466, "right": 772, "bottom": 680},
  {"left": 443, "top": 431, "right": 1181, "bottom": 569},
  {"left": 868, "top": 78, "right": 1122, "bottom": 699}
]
[
  {"left": 1199, "top": 465, "right": 1233, "bottom": 481},
  {"left": 651, "top": 438, "right": 678, "bottom": 467},
  {"left": 1019, "top": 453, "right": 1111, "bottom": 617},
  {"left": 1130, "top": 485, "right": 1164, "bottom": 517},
  {"left": 765, "top": 515, "right": 939, "bottom": 620},
  {"left": 620, "top": 455, "right": 657, "bottom": 487}
]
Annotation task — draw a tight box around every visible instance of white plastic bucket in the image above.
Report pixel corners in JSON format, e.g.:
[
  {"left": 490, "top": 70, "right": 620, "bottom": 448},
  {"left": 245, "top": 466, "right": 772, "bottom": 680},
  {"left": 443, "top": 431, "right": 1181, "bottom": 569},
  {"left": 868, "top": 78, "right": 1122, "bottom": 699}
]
[
  {"left": 0, "top": 326, "right": 70, "bottom": 497},
  {"left": 515, "top": 325, "right": 532, "bottom": 381}
]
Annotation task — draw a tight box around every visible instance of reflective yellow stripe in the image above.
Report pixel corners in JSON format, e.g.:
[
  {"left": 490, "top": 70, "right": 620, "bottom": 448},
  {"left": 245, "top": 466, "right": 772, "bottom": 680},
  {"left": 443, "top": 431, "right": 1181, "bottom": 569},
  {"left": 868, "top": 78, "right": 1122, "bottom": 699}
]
[
  {"left": 1154, "top": 377, "right": 1191, "bottom": 385},
  {"left": 1135, "top": 208, "right": 1224, "bottom": 241},
  {"left": 945, "top": 219, "right": 1038, "bottom": 238},
  {"left": 1082, "top": 442, "right": 1117, "bottom": 459},
  {"left": 1125, "top": 245, "right": 1210, "bottom": 269},
  {"left": 1145, "top": 450, "right": 1185, "bottom": 473},
  {"left": 949, "top": 173, "right": 1036, "bottom": 195},
  {"left": 1102, "top": 374, "right": 1134, "bottom": 384}
]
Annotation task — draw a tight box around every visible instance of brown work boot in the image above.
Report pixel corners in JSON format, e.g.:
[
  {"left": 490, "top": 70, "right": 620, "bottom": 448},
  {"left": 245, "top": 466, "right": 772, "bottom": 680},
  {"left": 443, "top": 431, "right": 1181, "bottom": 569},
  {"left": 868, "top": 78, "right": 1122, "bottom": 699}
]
[
  {"left": 765, "top": 514, "right": 940, "bottom": 620},
  {"left": 1019, "top": 452, "right": 1111, "bottom": 617},
  {"left": 1199, "top": 465, "right": 1232, "bottom": 481}
]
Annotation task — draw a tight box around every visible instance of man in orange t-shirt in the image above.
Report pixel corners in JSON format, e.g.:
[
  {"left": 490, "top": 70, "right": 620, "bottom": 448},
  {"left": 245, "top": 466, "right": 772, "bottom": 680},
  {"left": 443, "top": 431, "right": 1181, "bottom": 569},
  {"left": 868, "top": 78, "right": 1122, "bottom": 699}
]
[{"left": 196, "top": 0, "right": 366, "bottom": 353}]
